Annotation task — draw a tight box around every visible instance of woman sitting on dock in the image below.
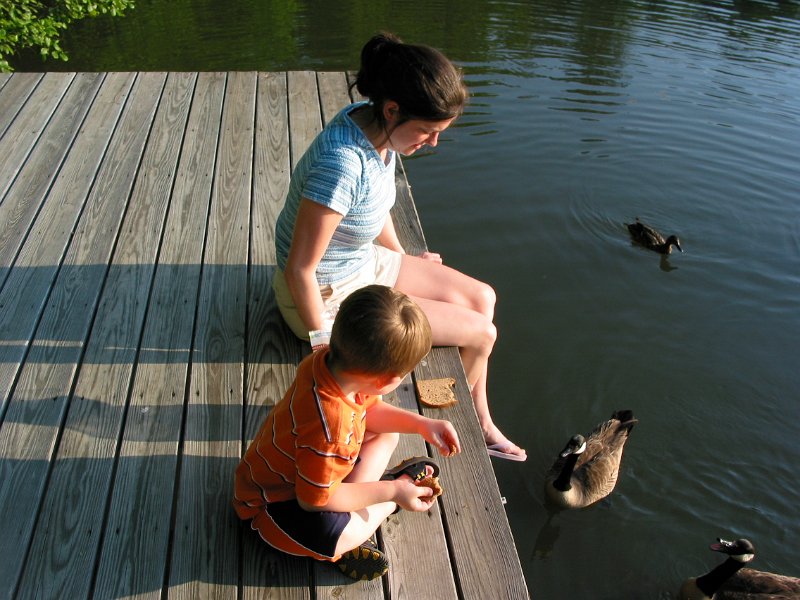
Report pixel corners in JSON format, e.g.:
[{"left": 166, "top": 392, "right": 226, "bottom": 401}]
[{"left": 272, "top": 32, "right": 526, "bottom": 462}]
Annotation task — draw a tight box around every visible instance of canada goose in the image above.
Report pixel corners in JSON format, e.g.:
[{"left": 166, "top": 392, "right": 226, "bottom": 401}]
[
  {"left": 626, "top": 218, "right": 682, "bottom": 254},
  {"left": 544, "top": 409, "right": 637, "bottom": 509},
  {"left": 678, "top": 537, "right": 800, "bottom": 599}
]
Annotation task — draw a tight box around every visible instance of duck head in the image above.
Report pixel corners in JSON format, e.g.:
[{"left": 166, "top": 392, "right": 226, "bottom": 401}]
[
  {"left": 665, "top": 235, "right": 683, "bottom": 253},
  {"left": 559, "top": 434, "right": 586, "bottom": 458},
  {"left": 710, "top": 538, "right": 756, "bottom": 563}
]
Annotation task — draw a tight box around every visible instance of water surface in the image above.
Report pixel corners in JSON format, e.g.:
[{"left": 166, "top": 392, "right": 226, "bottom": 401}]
[{"left": 12, "top": 1, "right": 800, "bottom": 597}]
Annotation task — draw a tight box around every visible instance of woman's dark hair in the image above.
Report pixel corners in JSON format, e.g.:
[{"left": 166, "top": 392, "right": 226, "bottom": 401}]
[{"left": 351, "top": 32, "right": 468, "bottom": 130}]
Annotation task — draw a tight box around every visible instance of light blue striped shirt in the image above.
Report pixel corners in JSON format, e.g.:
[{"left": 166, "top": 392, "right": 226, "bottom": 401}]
[{"left": 275, "top": 101, "right": 397, "bottom": 285}]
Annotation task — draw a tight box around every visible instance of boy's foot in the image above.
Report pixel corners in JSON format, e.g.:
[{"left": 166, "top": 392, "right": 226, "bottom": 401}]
[
  {"left": 336, "top": 539, "right": 389, "bottom": 581},
  {"left": 382, "top": 456, "right": 441, "bottom": 514},
  {"left": 381, "top": 456, "right": 440, "bottom": 482}
]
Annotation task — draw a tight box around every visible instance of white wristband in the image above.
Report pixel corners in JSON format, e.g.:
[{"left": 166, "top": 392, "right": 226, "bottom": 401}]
[{"left": 309, "top": 329, "right": 331, "bottom": 350}]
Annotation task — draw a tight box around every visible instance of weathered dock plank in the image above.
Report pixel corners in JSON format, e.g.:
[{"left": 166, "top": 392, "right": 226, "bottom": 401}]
[
  {"left": 13, "top": 72, "right": 184, "bottom": 599},
  {"left": 0, "top": 71, "right": 529, "bottom": 600},
  {"left": 241, "top": 71, "right": 311, "bottom": 599},
  {"left": 0, "top": 73, "right": 103, "bottom": 272},
  {"left": 0, "top": 72, "right": 43, "bottom": 139},
  {"left": 7, "top": 70, "right": 164, "bottom": 597},
  {"left": 91, "top": 71, "right": 226, "bottom": 600},
  {"left": 382, "top": 379, "right": 460, "bottom": 600},
  {"left": 168, "top": 70, "right": 256, "bottom": 599},
  {"left": 317, "top": 70, "right": 351, "bottom": 122},
  {"left": 0, "top": 72, "right": 130, "bottom": 414},
  {"left": 0, "top": 73, "right": 137, "bottom": 592},
  {"left": 287, "top": 71, "right": 323, "bottom": 164},
  {"left": 0, "top": 73, "right": 74, "bottom": 203}
]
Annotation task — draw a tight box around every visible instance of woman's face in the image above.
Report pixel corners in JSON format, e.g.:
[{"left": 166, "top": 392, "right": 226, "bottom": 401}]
[{"left": 387, "top": 117, "right": 455, "bottom": 156}]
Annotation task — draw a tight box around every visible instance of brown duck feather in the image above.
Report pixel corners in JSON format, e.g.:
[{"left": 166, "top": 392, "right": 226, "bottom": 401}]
[
  {"left": 626, "top": 217, "right": 682, "bottom": 254},
  {"left": 545, "top": 410, "right": 637, "bottom": 509}
]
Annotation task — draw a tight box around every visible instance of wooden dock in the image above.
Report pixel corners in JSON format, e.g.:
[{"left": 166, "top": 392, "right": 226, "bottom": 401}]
[{"left": 0, "top": 71, "right": 528, "bottom": 599}]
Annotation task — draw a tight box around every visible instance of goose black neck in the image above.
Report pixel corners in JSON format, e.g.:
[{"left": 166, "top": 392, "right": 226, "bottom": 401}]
[
  {"left": 696, "top": 557, "right": 745, "bottom": 597},
  {"left": 553, "top": 453, "right": 579, "bottom": 491}
]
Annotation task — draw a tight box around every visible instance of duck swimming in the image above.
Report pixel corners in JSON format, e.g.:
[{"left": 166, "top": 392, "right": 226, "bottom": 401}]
[
  {"left": 678, "top": 537, "right": 800, "bottom": 599},
  {"left": 544, "top": 409, "right": 637, "bottom": 509},
  {"left": 626, "top": 218, "right": 682, "bottom": 254}
]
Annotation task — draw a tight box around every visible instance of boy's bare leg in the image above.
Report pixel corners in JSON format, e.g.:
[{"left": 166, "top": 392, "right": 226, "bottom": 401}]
[
  {"left": 335, "top": 431, "right": 398, "bottom": 554},
  {"left": 346, "top": 431, "right": 399, "bottom": 483}
]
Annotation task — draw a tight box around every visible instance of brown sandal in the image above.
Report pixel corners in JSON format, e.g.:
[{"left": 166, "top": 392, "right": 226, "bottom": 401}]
[{"left": 380, "top": 456, "right": 440, "bottom": 481}]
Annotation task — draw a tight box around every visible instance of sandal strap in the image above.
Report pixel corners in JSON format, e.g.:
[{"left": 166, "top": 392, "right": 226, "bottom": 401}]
[{"left": 381, "top": 456, "right": 440, "bottom": 481}]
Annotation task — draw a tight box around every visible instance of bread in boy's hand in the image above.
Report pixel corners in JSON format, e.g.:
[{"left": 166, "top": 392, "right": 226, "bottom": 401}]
[
  {"left": 416, "top": 377, "right": 457, "bottom": 408},
  {"left": 415, "top": 476, "right": 443, "bottom": 499}
]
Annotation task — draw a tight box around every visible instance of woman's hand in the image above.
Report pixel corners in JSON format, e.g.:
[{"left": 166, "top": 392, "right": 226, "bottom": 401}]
[{"left": 418, "top": 251, "right": 442, "bottom": 264}]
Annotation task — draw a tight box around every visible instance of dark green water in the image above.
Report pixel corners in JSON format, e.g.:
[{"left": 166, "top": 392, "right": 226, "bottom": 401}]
[{"left": 13, "top": 1, "right": 800, "bottom": 597}]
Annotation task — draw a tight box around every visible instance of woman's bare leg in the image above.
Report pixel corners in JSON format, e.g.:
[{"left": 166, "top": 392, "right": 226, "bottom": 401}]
[{"left": 394, "top": 255, "right": 526, "bottom": 460}]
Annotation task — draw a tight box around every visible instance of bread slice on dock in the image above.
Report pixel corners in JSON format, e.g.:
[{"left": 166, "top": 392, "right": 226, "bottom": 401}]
[{"left": 416, "top": 377, "right": 458, "bottom": 408}]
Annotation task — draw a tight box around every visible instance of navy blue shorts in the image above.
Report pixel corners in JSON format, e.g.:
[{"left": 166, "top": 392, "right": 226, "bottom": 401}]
[{"left": 266, "top": 499, "right": 352, "bottom": 558}]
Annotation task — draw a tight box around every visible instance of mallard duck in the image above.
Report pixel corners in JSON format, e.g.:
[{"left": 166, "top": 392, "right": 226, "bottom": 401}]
[
  {"left": 626, "top": 218, "right": 682, "bottom": 254},
  {"left": 678, "top": 538, "right": 800, "bottom": 599},
  {"left": 544, "top": 409, "right": 637, "bottom": 509}
]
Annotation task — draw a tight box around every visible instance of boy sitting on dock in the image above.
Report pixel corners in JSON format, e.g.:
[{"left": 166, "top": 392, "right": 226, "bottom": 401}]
[{"left": 233, "top": 284, "right": 460, "bottom": 580}]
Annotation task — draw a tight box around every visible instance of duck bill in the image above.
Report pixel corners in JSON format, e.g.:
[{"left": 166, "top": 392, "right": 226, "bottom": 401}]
[{"left": 710, "top": 538, "right": 733, "bottom": 553}]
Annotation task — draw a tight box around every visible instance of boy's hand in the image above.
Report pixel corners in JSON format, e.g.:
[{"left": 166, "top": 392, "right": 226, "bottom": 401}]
[
  {"left": 393, "top": 477, "right": 436, "bottom": 512},
  {"left": 421, "top": 418, "right": 461, "bottom": 457}
]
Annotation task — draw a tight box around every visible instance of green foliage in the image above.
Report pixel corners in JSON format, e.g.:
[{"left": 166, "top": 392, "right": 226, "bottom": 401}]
[{"left": 0, "top": 0, "right": 134, "bottom": 71}]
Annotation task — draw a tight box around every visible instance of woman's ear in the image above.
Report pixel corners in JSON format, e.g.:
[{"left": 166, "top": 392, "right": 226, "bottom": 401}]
[{"left": 383, "top": 100, "right": 400, "bottom": 124}]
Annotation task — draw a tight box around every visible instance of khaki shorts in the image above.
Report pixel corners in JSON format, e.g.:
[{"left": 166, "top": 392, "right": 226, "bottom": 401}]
[{"left": 272, "top": 244, "right": 403, "bottom": 341}]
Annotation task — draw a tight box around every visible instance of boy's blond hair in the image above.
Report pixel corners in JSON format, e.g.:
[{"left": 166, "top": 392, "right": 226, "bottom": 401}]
[{"left": 328, "top": 285, "right": 431, "bottom": 376}]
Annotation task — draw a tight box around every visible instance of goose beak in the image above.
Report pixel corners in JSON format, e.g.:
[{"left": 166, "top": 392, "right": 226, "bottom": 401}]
[
  {"left": 709, "top": 541, "right": 726, "bottom": 552},
  {"left": 710, "top": 538, "right": 734, "bottom": 553},
  {"left": 560, "top": 435, "right": 586, "bottom": 457},
  {"left": 675, "top": 243, "right": 683, "bottom": 252}
]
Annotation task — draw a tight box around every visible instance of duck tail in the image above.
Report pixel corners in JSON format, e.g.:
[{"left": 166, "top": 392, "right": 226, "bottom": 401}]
[{"left": 611, "top": 409, "right": 638, "bottom": 433}]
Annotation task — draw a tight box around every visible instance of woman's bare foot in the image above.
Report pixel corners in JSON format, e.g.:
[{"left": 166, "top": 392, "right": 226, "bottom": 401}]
[{"left": 484, "top": 426, "right": 527, "bottom": 461}]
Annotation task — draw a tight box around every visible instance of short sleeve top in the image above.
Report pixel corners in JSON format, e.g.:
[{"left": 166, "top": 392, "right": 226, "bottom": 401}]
[
  {"left": 232, "top": 348, "right": 382, "bottom": 513},
  {"left": 275, "top": 101, "right": 397, "bottom": 285}
]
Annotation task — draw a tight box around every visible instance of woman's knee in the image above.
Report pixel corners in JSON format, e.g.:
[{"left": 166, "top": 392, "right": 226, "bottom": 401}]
[
  {"left": 464, "top": 282, "right": 496, "bottom": 324},
  {"left": 482, "top": 319, "right": 498, "bottom": 350},
  {"left": 474, "top": 282, "right": 496, "bottom": 317},
  {"left": 464, "top": 315, "right": 496, "bottom": 353}
]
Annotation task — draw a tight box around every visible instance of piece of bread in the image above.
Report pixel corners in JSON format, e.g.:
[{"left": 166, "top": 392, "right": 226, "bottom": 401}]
[
  {"left": 416, "top": 377, "right": 457, "bottom": 408},
  {"left": 415, "top": 476, "right": 443, "bottom": 499}
]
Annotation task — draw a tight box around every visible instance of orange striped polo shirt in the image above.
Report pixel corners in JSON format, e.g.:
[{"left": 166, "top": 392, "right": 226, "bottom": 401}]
[{"left": 233, "top": 348, "right": 381, "bottom": 518}]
